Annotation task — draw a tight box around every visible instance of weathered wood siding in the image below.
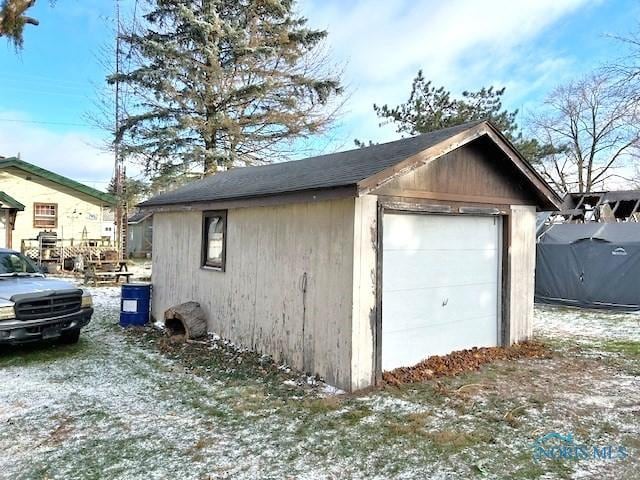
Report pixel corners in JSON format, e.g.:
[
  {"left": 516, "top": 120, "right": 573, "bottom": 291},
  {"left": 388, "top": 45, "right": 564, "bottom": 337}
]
[
  {"left": 151, "top": 137, "right": 544, "bottom": 391},
  {"left": 507, "top": 205, "right": 537, "bottom": 343},
  {"left": 350, "top": 195, "right": 378, "bottom": 390},
  {"left": 374, "top": 138, "right": 539, "bottom": 206},
  {"left": 151, "top": 198, "right": 356, "bottom": 390}
]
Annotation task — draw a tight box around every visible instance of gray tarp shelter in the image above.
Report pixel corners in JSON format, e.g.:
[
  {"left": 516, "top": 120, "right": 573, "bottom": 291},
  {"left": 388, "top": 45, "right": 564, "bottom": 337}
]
[{"left": 536, "top": 223, "right": 640, "bottom": 310}]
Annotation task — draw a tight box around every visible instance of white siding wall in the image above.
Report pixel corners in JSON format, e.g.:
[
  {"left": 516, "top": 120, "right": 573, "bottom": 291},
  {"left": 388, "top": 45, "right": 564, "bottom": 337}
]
[
  {"left": 0, "top": 169, "right": 107, "bottom": 249},
  {"left": 0, "top": 209, "right": 8, "bottom": 248},
  {"left": 151, "top": 198, "right": 357, "bottom": 390},
  {"left": 508, "top": 205, "right": 537, "bottom": 343}
]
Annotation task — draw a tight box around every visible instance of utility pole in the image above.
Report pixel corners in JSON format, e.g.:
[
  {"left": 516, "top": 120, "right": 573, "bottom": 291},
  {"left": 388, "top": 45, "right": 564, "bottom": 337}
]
[{"left": 114, "top": 0, "right": 127, "bottom": 260}]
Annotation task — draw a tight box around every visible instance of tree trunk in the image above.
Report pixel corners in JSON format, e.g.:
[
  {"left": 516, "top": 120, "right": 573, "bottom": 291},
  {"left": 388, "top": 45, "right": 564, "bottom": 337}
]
[
  {"left": 577, "top": 160, "right": 584, "bottom": 193},
  {"left": 204, "top": 134, "right": 216, "bottom": 175},
  {"left": 164, "top": 301, "right": 208, "bottom": 340}
]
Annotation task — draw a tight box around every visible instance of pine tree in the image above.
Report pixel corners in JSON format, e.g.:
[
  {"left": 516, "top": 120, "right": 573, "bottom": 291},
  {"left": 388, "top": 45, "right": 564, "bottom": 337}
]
[
  {"left": 111, "top": 0, "right": 342, "bottom": 174},
  {"left": 107, "top": 177, "right": 150, "bottom": 206},
  {"left": 359, "top": 70, "right": 554, "bottom": 163}
]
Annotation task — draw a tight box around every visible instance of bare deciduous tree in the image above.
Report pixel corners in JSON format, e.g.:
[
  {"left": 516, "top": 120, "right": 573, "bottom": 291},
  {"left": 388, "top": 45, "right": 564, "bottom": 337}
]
[
  {"left": 529, "top": 73, "right": 640, "bottom": 193},
  {"left": 606, "top": 30, "right": 640, "bottom": 87}
]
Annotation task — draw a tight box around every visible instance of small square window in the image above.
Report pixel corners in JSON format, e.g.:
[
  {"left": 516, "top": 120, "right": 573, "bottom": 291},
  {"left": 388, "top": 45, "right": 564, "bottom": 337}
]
[
  {"left": 202, "top": 211, "right": 227, "bottom": 270},
  {"left": 33, "top": 203, "right": 57, "bottom": 228}
]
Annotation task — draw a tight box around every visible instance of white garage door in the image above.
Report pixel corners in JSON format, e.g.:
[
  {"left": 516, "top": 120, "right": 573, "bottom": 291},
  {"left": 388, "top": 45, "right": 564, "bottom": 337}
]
[{"left": 382, "top": 213, "right": 501, "bottom": 371}]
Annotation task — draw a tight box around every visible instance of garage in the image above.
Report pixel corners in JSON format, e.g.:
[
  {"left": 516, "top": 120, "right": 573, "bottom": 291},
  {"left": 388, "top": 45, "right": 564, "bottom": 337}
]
[
  {"left": 142, "top": 120, "right": 562, "bottom": 391},
  {"left": 382, "top": 213, "right": 502, "bottom": 371}
]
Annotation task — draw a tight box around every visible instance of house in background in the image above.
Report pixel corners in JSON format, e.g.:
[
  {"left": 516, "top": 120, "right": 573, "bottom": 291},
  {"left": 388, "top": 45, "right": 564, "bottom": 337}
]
[
  {"left": 141, "top": 121, "right": 561, "bottom": 392},
  {"left": 102, "top": 208, "right": 116, "bottom": 243},
  {"left": 127, "top": 210, "right": 153, "bottom": 258},
  {"left": 0, "top": 156, "right": 116, "bottom": 252}
]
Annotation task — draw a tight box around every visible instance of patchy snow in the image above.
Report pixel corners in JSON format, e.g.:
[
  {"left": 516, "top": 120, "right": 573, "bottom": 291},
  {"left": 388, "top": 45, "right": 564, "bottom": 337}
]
[
  {"left": 0, "top": 289, "right": 638, "bottom": 479},
  {"left": 534, "top": 304, "right": 640, "bottom": 342},
  {"left": 87, "top": 284, "right": 122, "bottom": 301},
  {"left": 126, "top": 260, "right": 152, "bottom": 280},
  {"left": 364, "top": 395, "right": 431, "bottom": 414},
  {"left": 282, "top": 376, "right": 344, "bottom": 396},
  {"left": 320, "top": 383, "right": 345, "bottom": 396}
]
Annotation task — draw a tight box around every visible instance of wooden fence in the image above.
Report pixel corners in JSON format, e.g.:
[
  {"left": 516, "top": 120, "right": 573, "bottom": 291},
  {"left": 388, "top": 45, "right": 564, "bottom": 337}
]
[{"left": 21, "top": 238, "right": 118, "bottom": 262}]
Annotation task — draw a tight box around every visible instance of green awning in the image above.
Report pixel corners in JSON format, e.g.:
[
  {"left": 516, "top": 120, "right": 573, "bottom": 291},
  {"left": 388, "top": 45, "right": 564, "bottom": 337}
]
[{"left": 0, "top": 191, "right": 25, "bottom": 211}]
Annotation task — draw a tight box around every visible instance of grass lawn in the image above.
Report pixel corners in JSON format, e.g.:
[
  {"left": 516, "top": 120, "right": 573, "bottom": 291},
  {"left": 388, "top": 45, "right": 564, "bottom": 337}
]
[{"left": 0, "top": 288, "right": 638, "bottom": 479}]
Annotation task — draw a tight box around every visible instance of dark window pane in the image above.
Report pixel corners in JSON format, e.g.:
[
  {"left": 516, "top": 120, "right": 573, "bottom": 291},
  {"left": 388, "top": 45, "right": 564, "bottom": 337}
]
[{"left": 0, "top": 252, "right": 38, "bottom": 274}]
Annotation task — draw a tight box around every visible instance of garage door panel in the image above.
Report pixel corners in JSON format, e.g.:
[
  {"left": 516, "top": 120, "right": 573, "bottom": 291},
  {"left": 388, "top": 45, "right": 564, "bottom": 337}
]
[
  {"left": 382, "top": 213, "right": 501, "bottom": 371},
  {"left": 383, "top": 283, "right": 498, "bottom": 333},
  {"left": 384, "top": 213, "right": 499, "bottom": 251},
  {"left": 383, "top": 249, "right": 499, "bottom": 291},
  {"left": 383, "top": 314, "right": 498, "bottom": 368}
]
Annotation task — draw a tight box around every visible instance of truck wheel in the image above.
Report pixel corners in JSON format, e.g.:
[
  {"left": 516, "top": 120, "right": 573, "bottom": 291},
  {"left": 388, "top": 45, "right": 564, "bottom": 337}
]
[{"left": 58, "top": 329, "right": 81, "bottom": 345}]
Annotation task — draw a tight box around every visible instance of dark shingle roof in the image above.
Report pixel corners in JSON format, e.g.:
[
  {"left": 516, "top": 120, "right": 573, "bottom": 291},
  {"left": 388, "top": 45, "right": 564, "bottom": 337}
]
[
  {"left": 128, "top": 209, "right": 153, "bottom": 224},
  {"left": 140, "top": 121, "right": 484, "bottom": 207}
]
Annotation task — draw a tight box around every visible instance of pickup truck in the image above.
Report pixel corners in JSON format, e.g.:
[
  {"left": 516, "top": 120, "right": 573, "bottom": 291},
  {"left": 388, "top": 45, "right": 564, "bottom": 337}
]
[{"left": 0, "top": 248, "right": 93, "bottom": 345}]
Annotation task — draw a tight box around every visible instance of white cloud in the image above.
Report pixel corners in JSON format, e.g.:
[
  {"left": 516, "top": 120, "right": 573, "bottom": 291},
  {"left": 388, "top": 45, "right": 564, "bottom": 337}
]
[
  {"left": 300, "top": 0, "right": 599, "bottom": 147},
  {"left": 0, "top": 0, "right": 602, "bottom": 170},
  {"left": 0, "top": 112, "right": 114, "bottom": 191}
]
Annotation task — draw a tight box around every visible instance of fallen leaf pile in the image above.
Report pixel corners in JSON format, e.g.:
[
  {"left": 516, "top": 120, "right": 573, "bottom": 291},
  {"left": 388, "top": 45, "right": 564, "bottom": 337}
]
[{"left": 382, "top": 341, "right": 551, "bottom": 386}]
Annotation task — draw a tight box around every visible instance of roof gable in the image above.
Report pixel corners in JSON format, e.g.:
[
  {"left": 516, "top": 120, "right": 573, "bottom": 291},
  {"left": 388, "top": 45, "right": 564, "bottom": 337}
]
[
  {"left": 0, "top": 191, "right": 25, "bottom": 210},
  {"left": 373, "top": 137, "right": 541, "bottom": 206},
  {"left": 357, "top": 122, "right": 560, "bottom": 210},
  {"left": 140, "top": 121, "right": 561, "bottom": 210},
  {"left": 0, "top": 158, "right": 116, "bottom": 205},
  {"left": 128, "top": 210, "right": 152, "bottom": 224}
]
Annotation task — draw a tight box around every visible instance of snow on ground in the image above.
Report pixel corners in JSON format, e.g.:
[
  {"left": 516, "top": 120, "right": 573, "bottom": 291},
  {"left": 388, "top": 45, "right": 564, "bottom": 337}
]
[
  {"left": 534, "top": 304, "right": 640, "bottom": 343},
  {"left": 45, "top": 258, "right": 152, "bottom": 286},
  {"left": 126, "top": 260, "right": 152, "bottom": 281},
  {"left": 0, "top": 288, "right": 365, "bottom": 479},
  {"left": 0, "top": 290, "right": 638, "bottom": 479}
]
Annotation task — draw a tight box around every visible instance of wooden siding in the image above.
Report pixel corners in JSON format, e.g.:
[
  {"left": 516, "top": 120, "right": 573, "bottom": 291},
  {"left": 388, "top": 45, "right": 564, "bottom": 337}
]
[
  {"left": 507, "top": 205, "right": 537, "bottom": 343},
  {"left": 373, "top": 138, "right": 540, "bottom": 206},
  {"left": 350, "top": 195, "right": 378, "bottom": 390},
  {"left": 150, "top": 137, "right": 543, "bottom": 391},
  {"left": 151, "top": 198, "right": 356, "bottom": 390}
]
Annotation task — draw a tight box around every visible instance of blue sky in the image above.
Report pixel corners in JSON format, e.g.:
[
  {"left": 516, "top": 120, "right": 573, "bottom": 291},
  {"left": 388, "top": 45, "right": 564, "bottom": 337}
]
[{"left": 0, "top": 0, "right": 638, "bottom": 190}]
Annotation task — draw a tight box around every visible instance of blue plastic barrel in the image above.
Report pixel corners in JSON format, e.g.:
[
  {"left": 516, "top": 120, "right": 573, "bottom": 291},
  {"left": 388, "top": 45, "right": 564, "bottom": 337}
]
[{"left": 120, "top": 283, "right": 152, "bottom": 327}]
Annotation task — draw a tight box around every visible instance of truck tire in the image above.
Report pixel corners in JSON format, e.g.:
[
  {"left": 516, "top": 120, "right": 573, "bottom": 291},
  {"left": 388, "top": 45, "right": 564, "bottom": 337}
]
[{"left": 58, "top": 329, "right": 81, "bottom": 345}]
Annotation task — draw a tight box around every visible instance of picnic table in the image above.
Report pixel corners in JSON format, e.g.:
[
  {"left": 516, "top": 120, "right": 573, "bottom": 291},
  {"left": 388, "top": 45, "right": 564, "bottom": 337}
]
[{"left": 84, "top": 260, "right": 134, "bottom": 286}]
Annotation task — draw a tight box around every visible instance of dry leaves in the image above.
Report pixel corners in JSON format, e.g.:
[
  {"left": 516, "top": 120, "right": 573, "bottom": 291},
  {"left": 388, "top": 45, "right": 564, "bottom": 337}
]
[{"left": 382, "top": 342, "right": 551, "bottom": 386}]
